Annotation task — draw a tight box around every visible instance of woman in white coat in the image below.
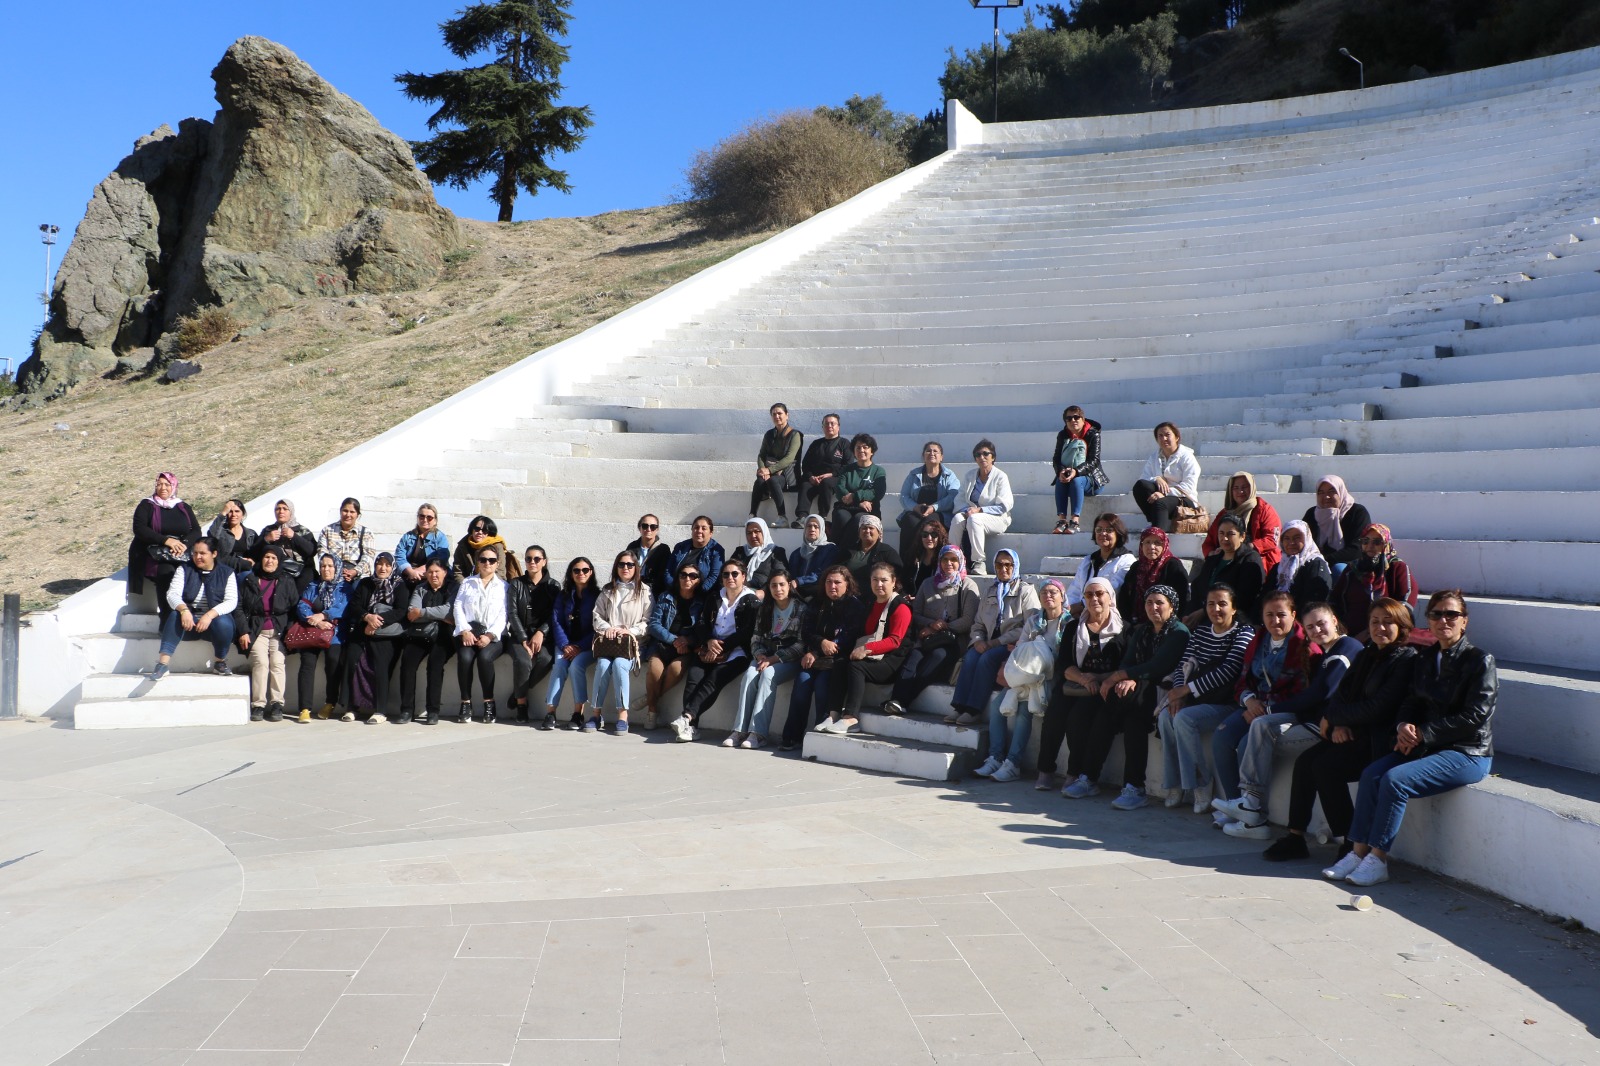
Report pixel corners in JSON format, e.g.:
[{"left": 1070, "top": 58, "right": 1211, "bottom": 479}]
[
  {"left": 588, "top": 549, "right": 653, "bottom": 733},
  {"left": 948, "top": 439, "right": 1014, "bottom": 577}
]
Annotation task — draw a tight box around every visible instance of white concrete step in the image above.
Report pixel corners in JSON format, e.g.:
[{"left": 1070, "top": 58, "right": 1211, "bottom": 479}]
[
  {"left": 801, "top": 731, "right": 978, "bottom": 782},
  {"left": 1496, "top": 663, "right": 1600, "bottom": 774},
  {"left": 80, "top": 671, "right": 249, "bottom": 701},
  {"left": 74, "top": 694, "right": 249, "bottom": 730},
  {"left": 77, "top": 633, "right": 246, "bottom": 676},
  {"left": 855, "top": 708, "right": 984, "bottom": 751}
]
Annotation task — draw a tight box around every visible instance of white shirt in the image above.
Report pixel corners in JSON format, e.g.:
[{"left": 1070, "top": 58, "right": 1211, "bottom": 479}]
[
  {"left": 453, "top": 574, "right": 508, "bottom": 638},
  {"left": 958, "top": 466, "right": 1014, "bottom": 516},
  {"left": 1140, "top": 445, "right": 1201, "bottom": 504},
  {"left": 166, "top": 567, "right": 238, "bottom": 616}
]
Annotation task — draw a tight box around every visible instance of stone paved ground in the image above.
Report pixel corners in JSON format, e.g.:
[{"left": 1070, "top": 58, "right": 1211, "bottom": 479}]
[{"left": 1, "top": 717, "right": 1597, "bottom": 1065}]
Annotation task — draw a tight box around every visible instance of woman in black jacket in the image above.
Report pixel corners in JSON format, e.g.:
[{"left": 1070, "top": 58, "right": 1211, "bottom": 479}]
[
  {"left": 1050, "top": 406, "right": 1109, "bottom": 535},
  {"left": 235, "top": 546, "right": 300, "bottom": 721},
  {"left": 506, "top": 545, "right": 561, "bottom": 722},
  {"left": 207, "top": 498, "right": 258, "bottom": 577},
  {"left": 128, "top": 472, "right": 201, "bottom": 607},
  {"left": 1264, "top": 597, "right": 1418, "bottom": 862},
  {"left": 1186, "top": 515, "right": 1265, "bottom": 625},
  {"left": 779, "top": 566, "right": 864, "bottom": 749},
  {"left": 675, "top": 559, "right": 761, "bottom": 741},
  {"left": 342, "top": 553, "right": 410, "bottom": 722},
  {"left": 1303, "top": 476, "right": 1372, "bottom": 571},
  {"left": 1328, "top": 590, "right": 1495, "bottom": 887},
  {"left": 254, "top": 499, "right": 319, "bottom": 592},
  {"left": 644, "top": 563, "right": 710, "bottom": 730},
  {"left": 1263, "top": 521, "right": 1333, "bottom": 616}
]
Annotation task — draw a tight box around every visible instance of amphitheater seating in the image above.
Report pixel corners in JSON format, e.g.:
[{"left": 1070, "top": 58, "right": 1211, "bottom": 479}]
[{"left": 38, "top": 50, "right": 1600, "bottom": 924}]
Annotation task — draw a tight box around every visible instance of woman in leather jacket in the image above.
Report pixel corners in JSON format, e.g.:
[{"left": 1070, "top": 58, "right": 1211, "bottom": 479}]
[{"left": 1329, "top": 590, "right": 1495, "bottom": 888}]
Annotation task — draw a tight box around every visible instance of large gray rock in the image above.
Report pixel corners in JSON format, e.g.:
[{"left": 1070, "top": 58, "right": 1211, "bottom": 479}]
[{"left": 18, "top": 36, "right": 457, "bottom": 398}]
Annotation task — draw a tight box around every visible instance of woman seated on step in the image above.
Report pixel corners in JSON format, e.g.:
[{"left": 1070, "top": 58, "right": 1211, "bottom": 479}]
[
  {"left": 294, "top": 554, "right": 351, "bottom": 721},
  {"left": 541, "top": 557, "right": 599, "bottom": 731},
  {"left": 944, "top": 549, "right": 1039, "bottom": 726},
  {"left": 750, "top": 402, "right": 803, "bottom": 527},
  {"left": 235, "top": 545, "right": 299, "bottom": 722},
  {"left": 1066, "top": 513, "right": 1134, "bottom": 618},
  {"left": 453, "top": 515, "right": 520, "bottom": 581},
  {"left": 1261, "top": 598, "right": 1418, "bottom": 864},
  {"left": 318, "top": 497, "right": 379, "bottom": 584},
  {"left": 452, "top": 545, "right": 511, "bottom": 723},
  {"left": 1051, "top": 406, "right": 1109, "bottom": 535},
  {"left": 149, "top": 536, "right": 238, "bottom": 682},
  {"left": 731, "top": 518, "right": 788, "bottom": 598},
  {"left": 727, "top": 569, "right": 809, "bottom": 749},
  {"left": 340, "top": 552, "right": 409, "bottom": 723},
  {"left": 1330, "top": 523, "right": 1418, "bottom": 642},
  {"left": 506, "top": 546, "right": 560, "bottom": 723},
  {"left": 787, "top": 514, "right": 840, "bottom": 605},
  {"left": 815, "top": 562, "right": 913, "bottom": 735},
  {"left": 206, "top": 498, "right": 257, "bottom": 577},
  {"left": 949, "top": 439, "right": 1014, "bottom": 575},
  {"left": 674, "top": 558, "right": 760, "bottom": 742},
  {"left": 1119, "top": 526, "right": 1190, "bottom": 621},
  {"left": 1264, "top": 521, "right": 1333, "bottom": 616},
  {"left": 1201, "top": 472, "right": 1283, "bottom": 572},
  {"left": 1132, "top": 422, "right": 1201, "bottom": 533},
  {"left": 643, "top": 562, "right": 710, "bottom": 731},
  {"left": 670, "top": 516, "right": 726, "bottom": 592},
  {"left": 882, "top": 545, "right": 979, "bottom": 717},
  {"left": 397, "top": 560, "right": 459, "bottom": 726},
  {"left": 897, "top": 441, "right": 961, "bottom": 559},
  {"left": 129, "top": 471, "right": 201, "bottom": 614},
  {"left": 1304, "top": 475, "right": 1370, "bottom": 574},
  {"left": 831, "top": 432, "right": 887, "bottom": 543},
  {"left": 1186, "top": 514, "right": 1265, "bottom": 626},
  {"left": 587, "top": 549, "right": 653, "bottom": 734},
  {"left": 904, "top": 518, "right": 949, "bottom": 595},
  {"left": 1324, "top": 590, "right": 1495, "bottom": 888},
  {"left": 1156, "top": 583, "right": 1255, "bottom": 811},
  {"left": 779, "top": 565, "right": 864, "bottom": 750},
  {"left": 394, "top": 503, "right": 451, "bottom": 586},
  {"left": 255, "top": 499, "right": 318, "bottom": 593},
  {"left": 976, "top": 579, "right": 1071, "bottom": 783}
]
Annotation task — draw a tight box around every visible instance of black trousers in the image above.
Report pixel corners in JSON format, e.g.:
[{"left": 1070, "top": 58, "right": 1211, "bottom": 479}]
[
  {"left": 351, "top": 638, "right": 400, "bottom": 713},
  {"left": 797, "top": 478, "right": 832, "bottom": 521},
  {"left": 750, "top": 477, "right": 788, "bottom": 518},
  {"left": 1288, "top": 739, "right": 1375, "bottom": 837},
  {"left": 830, "top": 504, "right": 871, "bottom": 544},
  {"left": 828, "top": 655, "right": 903, "bottom": 716},
  {"left": 400, "top": 638, "right": 453, "bottom": 714},
  {"left": 507, "top": 641, "right": 555, "bottom": 701},
  {"left": 296, "top": 645, "right": 345, "bottom": 711},
  {"left": 456, "top": 639, "right": 504, "bottom": 702},
  {"left": 682, "top": 657, "right": 749, "bottom": 723},
  {"left": 890, "top": 639, "right": 959, "bottom": 706},
  {"left": 1061, "top": 684, "right": 1154, "bottom": 788},
  {"left": 1133, "top": 479, "right": 1191, "bottom": 533}
]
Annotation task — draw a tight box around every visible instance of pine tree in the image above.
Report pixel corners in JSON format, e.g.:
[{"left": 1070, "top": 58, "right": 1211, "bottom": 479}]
[{"left": 397, "top": 1, "right": 593, "bottom": 223}]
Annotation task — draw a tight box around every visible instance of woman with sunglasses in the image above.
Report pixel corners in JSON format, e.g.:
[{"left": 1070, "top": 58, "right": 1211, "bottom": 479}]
[
  {"left": 395, "top": 504, "right": 451, "bottom": 585},
  {"left": 541, "top": 557, "right": 599, "bottom": 730},
  {"left": 452, "top": 547, "right": 510, "bottom": 722},
  {"left": 588, "top": 550, "right": 653, "bottom": 733},
  {"left": 644, "top": 563, "right": 710, "bottom": 730},
  {"left": 453, "top": 515, "right": 520, "bottom": 581},
  {"left": 905, "top": 519, "right": 949, "bottom": 595},
  {"left": 948, "top": 440, "right": 1013, "bottom": 576},
  {"left": 1328, "top": 591, "right": 1495, "bottom": 887},
  {"left": 506, "top": 545, "right": 560, "bottom": 722},
  {"left": 779, "top": 565, "right": 864, "bottom": 749},
  {"left": 674, "top": 559, "right": 760, "bottom": 742},
  {"left": 1330, "top": 523, "right": 1418, "bottom": 641},
  {"left": 1051, "top": 406, "right": 1108, "bottom": 535},
  {"left": 816, "top": 562, "right": 913, "bottom": 735},
  {"left": 627, "top": 514, "right": 674, "bottom": 595}
]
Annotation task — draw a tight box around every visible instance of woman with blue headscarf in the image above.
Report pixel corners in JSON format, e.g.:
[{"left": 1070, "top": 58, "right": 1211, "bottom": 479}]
[{"left": 943, "top": 548, "right": 1039, "bottom": 726}]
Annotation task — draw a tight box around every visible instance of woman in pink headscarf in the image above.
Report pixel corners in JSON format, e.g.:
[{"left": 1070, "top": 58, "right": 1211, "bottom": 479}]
[
  {"left": 1330, "top": 523, "right": 1418, "bottom": 640},
  {"left": 128, "top": 472, "right": 201, "bottom": 608},
  {"left": 1301, "top": 476, "right": 1371, "bottom": 571}
]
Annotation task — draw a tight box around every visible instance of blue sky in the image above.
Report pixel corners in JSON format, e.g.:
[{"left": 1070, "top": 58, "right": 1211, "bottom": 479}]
[{"left": 0, "top": 1, "right": 1025, "bottom": 377}]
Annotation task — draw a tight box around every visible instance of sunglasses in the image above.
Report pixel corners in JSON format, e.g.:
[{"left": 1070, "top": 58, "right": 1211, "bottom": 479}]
[
  {"left": 975, "top": 451, "right": 994, "bottom": 457},
  {"left": 639, "top": 523, "right": 658, "bottom": 531},
  {"left": 721, "top": 571, "right": 742, "bottom": 580},
  {"left": 525, "top": 556, "right": 543, "bottom": 565},
  {"left": 417, "top": 514, "right": 436, "bottom": 521},
  {"left": 617, "top": 561, "right": 637, "bottom": 569},
  {"left": 679, "top": 572, "right": 702, "bottom": 581},
  {"left": 478, "top": 557, "right": 498, "bottom": 565},
  {"left": 1428, "top": 609, "right": 1466, "bottom": 622},
  {"left": 572, "top": 567, "right": 592, "bottom": 575},
  {"left": 470, "top": 526, "right": 487, "bottom": 534},
  {"left": 921, "top": 532, "right": 941, "bottom": 539}
]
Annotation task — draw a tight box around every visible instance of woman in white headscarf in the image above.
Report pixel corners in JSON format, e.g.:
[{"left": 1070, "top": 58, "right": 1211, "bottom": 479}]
[
  {"left": 1265, "top": 520, "right": 1333, "bottom": 614},
  {"left": 731, "top": 517, "right": 788, "bottom": 598}
]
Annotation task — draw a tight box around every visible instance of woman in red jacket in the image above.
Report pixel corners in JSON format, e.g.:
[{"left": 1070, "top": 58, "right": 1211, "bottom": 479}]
[
  {"left": 817, "top": 563, "right": 912, "bottom": 735},
  {"left": 1331, "top": 523, "right": 1419, "bottom": 641},
  {"left": 1201, "top": 472, "right": 1283, "bottom": 572}
]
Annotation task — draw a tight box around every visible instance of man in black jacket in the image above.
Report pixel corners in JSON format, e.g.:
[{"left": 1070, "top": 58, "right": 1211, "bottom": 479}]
[
  {"left": 796, "top": 413, "right": 850, "bottom": 526},
  {"left": 507, "top": 545, "right": 561, "bottom": 722}
]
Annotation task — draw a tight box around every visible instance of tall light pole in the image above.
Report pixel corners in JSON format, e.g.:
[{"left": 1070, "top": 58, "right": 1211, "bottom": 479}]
[
  {"left": 970, "top": 0, "right": 1023, "bottom": 123},
  {"left": 38, "top": 223, "right": 59, "bottom": 322},
  {"left": 1339, "top": 48, "right": 1365, "bottom": 91}
]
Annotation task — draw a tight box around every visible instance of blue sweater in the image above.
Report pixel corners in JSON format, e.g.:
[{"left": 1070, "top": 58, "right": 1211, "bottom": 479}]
[{"left": 552, "top": 585, "right": 599, "bottom": 652}]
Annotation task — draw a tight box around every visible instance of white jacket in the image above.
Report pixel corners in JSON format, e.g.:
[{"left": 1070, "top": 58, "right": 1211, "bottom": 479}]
[
  {"left": 592, "top": 582, "right": 652, "bottom": 636},
  {"left": 1066, "top": 551, "right": 1134, "bottom": 608},
  {"left": 1140, "top": 445, "right": 1201, "bottom": 504},
  {"left": 956, "top": 466, "right": 1014, "bottom": 517}
]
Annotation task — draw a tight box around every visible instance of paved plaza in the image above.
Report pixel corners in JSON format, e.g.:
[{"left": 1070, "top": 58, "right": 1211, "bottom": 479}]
[{"left": 0, "top": 717, "right": 1596, "bottom": 1066}]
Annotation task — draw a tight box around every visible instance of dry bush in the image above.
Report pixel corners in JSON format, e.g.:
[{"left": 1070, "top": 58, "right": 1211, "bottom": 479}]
[
  {"left": 171, "top": 307, "right": 240, "bottom": 357},
  {"left": 684, "top": 110, "right": 908, "bottom": 233}
]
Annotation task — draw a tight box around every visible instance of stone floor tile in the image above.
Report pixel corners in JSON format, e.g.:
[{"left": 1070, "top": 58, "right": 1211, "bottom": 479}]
[
  {"left": 523, "top": 941, "right": 626, "bottom": 1040},
  {"left": 429, "top": 956, "right": 539, "bottom": 1016},
  {"left": 714, "top": 971, "right": 827, "bottom": 1065},
  {"left": 509, "top": 1038, "right": 621, "bottom": 1065},
  {"left": 203, "top": 968, "right": 354, "bottom": 1050},
  {"left": 405, "top": 1012, "right": 520, "bottom": 1064},
  {"left": 810, "top": 998, "right": 935, "bottom": 1066},
  {"left": 867, "top": 924, "right": 963, "bottom": 963},
  {"left": 852, "top": 899, "right": 938, "bottom": 928},
  {"left": 274, "top": 927, "right": 388, "bottom": 970},
  {"left": 185, "top": 1051, "right": 302, "bottom": 1065},
  {"left": 704, "top": 906, "right": 788, "bottom": 942},
  {"left": 230, "top": 905, "right": 452, "bottom": 932},
  {"left": 921, "top": 899, "right": 1021, "bottom": 937},
  {"left": 457, "top": 922, "right": 550, "bottom": 960},
  {"left": 788, "top": 930, "right": 889, "bottom": 984},
  {"left": 347, "top": 926, "right": 469, "bottom": 996},
  {"left": 708, "top": 934, "right": 797, "bottom": 975},
  {"left": 883, "top": 958, "right": 1000, "bottom": 1017},
  {"left": 617, "top": 991, "right": 722, "bottom": 1066},
  {"left": 1225, "top": 1035, "right": 1353, "bottom": 1066},
  {"left": 49, "top": 1050, "right": 193, "bottom": 1065},
  {"left": 295, "top": 993, "right": 430, "bottom": 1066},
  {"left": 913, "top": 1012, "right": 1029, "bottom": 1059},
  {"left": 129, "top": 977, "right": 254, "bottom": 1015},
  {"left": 180, "top": 929, "right": 301, "bottom": 979},
  {"left": 778, "top": 902, "right": 862, "bottom": 939},
  {"left": 80, "top": 1008, "right": 229, "bottom": 1051}
]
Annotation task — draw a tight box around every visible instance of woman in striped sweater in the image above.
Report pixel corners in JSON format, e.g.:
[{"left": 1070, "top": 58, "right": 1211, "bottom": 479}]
[{"left": 1156, "top": 583, "right": 1256, "bottom": 810}]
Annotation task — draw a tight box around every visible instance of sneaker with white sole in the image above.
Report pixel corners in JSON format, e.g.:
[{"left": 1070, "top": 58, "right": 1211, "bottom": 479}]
[
  {"left": 1212, "top": 795, "right": 1264, "bottom": 824},
  {"left": 742, "top": 735, "right": 764, "bottom": 750},
  {"left": 1191, "top": 780, "right": 1213, "bottom": 815},
  {"left": 1223, "top": 819, "right": 1272, "bottom": 839},
  {"left": 1061, "top": 775, "right": 1100, "bottom": 799},
  {"left": 1163, "top": 787, "right": 1183, "bottom": 809},
  {"left": 672, "top": 716, "right": 694, "bottom": 743},
  {"left": 1213, "top": 810, "right": 1236, "bottom": 829},
  {"left": 1347, "top": 853, "right": 1390, "bottom": 886},
  {"left": 721, "top": 733, "right": 741, "bottom": 748},
  {"left": 991, "top": 759, "right": 1021, "bottom": 782},
  {"left": 973, "top": 756, "right": 1001, "bottom": 778},
  {"left": 1322, "top": 851, "right": 1364, "bottom": 881},
  {"left": 1110, "top": 784, "right": 1148, "bottom": 811}
]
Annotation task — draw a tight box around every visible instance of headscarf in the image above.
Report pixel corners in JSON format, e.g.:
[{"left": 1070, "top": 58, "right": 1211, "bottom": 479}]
[
  {"left": 934, "top": 544, "right": 967, "bottom": 589},
  {"left": 253, "top": 544, "right": 286, "bottom": 579},
  {"left": 792, "top": 514, "right": 830, "bottom": 562},
  {"left": 370, "top": 552, "right": 403, "bottom": 610},
  {"left": 1129, "top": 526, "right": 1173, "bottom": 607},
  {"left": 312, "top": 554, "right": 342, "bottom": 612},
  {"left": 1313, "top": 475, "right": 1356, "bottom": 552},
  {"left": 991, "top": 548, "right": 1022, "bottom": 603},
  {"left": 1276, "top": 520, "right": 1326, "bottom": 592},
  {"left": 275, "top": 499, "right": 298, "bottom": 527},
  {"left": 1225, "top": 471, "right": 1259, "bottom": 527},
  {"left": 1145, "top": 584, "right": 1180, "bottom": 609},
  {"left": 859, "top": 514, "right": 884, "bottom": 532},
  {"left": 1075, "top": 575, "right": 1125, "bottom": 662},
  {"left": 742, "top": 517, "right": 777, "bottom": 576},
  {"left": 1356, "top": 523, "right": 1398, "bottom": 584},
  {"left": 146, "top": 472, "right": 183, "bottom": 510}
]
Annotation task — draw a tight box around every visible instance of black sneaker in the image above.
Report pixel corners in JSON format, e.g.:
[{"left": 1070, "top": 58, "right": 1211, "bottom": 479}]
[
  {"left": 395, "top": 711, "right": 413, "bottom": 724},
  {"left": 1263, "top": 834, "right": 1311, "bottom": 862},
  {"left": 538, "top": 712, "right": 556, "bottom": 730},
  {"left": 565, "top": 712, "right": 583, "bottom": 731},
  {"left": 265, "top": 702, "right": 284, "bottom": 723},
  {"left": 458, "top": 700, "right": 472, "bottom": 723},
  {"left": 250, "top": 706, "right": 264, "bottom": 722},
  {"left": 515, "top": 701, "right": 529, "bottom": 723},
  {"left": 483, "top": 700, "right": 497, "bottom": 723},
  {"left": 423, "top": 710, "right": 438, "bottom": 725}
]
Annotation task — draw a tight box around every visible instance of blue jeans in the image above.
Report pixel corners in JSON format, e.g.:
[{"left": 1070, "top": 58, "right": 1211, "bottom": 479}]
[
  {"left": 735, "top": 660, "right": 800, "bottom": 736},
  {"left": 159, "top": 610, "right": 236, "bottom": 659},
  {"left": 1054, "top": 475, "right": 1098, "bottom": 518},
  {"left": 590, "top": 655, "right": 633, "bottom": 714},
  {"left": 1349, "top": 750, "right": 1491, "bottom": 853},
  {"left": 952, "top": 644, "right": 1010, "bottom": 713},
  {"left": 1211, "top": 710, "right": 1251, "bottom": 800},
  {"left": 1158, "top": 701, "right": 1233, "bottom": 791},
  {"left": 987, "top": 695, "right": 1034, "bottom": 765},
  {"left": 547, "top": 650, "right": 593, "bottom": 709},
  {"left": 782, "top": 668, "right": 832, "bottom": 744}
]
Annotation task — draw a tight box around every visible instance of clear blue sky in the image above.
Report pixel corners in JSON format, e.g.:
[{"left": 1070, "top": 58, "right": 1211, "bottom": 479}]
[{"left": 0, "top": 1, "right": 1023, "bottom": 377}]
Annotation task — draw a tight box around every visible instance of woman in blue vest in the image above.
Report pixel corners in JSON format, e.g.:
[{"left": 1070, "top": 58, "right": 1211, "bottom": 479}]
[{"left": 150, "top": 537, "right": 238, "bottom": 681}]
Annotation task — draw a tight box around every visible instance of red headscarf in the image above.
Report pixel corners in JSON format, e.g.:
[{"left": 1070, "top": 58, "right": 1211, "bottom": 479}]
[{"left": 1130, "top": 526, "right": 1173, "bottom": 606}]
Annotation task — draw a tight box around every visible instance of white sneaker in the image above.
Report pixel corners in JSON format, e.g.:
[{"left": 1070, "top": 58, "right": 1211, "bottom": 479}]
[
  {"left": 991, "top": 759, "right": 1020, "bottom": 782},
  {"left": 1223, "top": 819, "right": 1272, "bottom": 840},
  {"left": 742, "top": 735, "right": 763, "bottom": 750},
  {"left": 1214, "top": 795, "right": 1267, "bottom": 828},
  {"left": 672, "top": 716, "right": 693, "bottom": 742},
  {"left": 973, "top": 756, "right": 1001, "bottom": 777},
  {"left": 1164, "top": 787, "right": 1183, "bottom": 809},
  {"left": 721, "top": 733, "right": 741, "bottom": 748},
  {"left": 1212, "top": 810, "right": 1236, "bottom": 829},
  {"left": 1322, "top": 852, "right": 1363, "bottom": 881},
  {"left": 1347, "top": 853, "right": 1390, "bottom": 886},
  {"left": 1192, "top": 780, "right": 1213, "bottom": 815}
]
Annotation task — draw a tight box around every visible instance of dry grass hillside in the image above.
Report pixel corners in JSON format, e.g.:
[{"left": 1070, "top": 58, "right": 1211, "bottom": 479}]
[{"left": 6, "top": 207, "right": 767, "bottom": 611}]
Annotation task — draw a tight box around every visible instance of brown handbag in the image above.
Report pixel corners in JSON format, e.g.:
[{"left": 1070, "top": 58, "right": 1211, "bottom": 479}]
[{"left": 1172, "top": 502, "right": 1210, "bottom": 535}]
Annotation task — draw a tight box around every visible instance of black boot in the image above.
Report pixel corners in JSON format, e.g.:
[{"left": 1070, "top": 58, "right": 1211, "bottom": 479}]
[
  {"left": 483, "top": 699, "right": 497, "bottom": 724},
  {"left": 515, "top": 700, "right": 529, "bottom": 723},
  {"left": 458, "top": 700, "right": 472, "bottom": 723}
]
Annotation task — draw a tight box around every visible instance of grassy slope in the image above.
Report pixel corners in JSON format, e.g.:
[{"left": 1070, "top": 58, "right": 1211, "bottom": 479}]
[{"left": 6, "top": 207, "right": 765, "bottom": 611}]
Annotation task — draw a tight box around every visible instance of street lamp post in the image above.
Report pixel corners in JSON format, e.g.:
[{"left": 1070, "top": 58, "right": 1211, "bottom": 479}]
[
  {"left": 38, "top": 223, "right": 59, "bottom": 322},
  {"left": 969, "top": 0, "right": 1023, "bottom": 122},
  {"left": 1338, "top": 48, "right": 1365, "bottom": 91}
]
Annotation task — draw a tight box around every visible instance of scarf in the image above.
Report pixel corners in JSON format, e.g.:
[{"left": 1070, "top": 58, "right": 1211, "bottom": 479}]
[
  {"left": 276, "top": 499, "right": 298, "bottom": 526},
  {"left": 934, "top": 545, "right": 967, "bottom": 589},
  {"left": 991, "top": 548, "right": 1021, "bottom": 603},
  {"left": 312, "top": 565, "right": 342, "bottom": 612},
  {"left": 1129, "top": 527, "right": 1173, "bottom": 606},
  {"left": 1313, "top": 475, "right": 1356, "bottom": 552},
  {"left": 370, "top": 553, "right": 403, "bottom": 610},
  {"left": 1276, "top": 520, "right": 1326, "bottom": 592},
  {"left": 253, "top": 545, "right": 286, "bottom": 579},
  {"left": 1225, "top": 470, "right": 1260, "bottom": 528},
  {"left": 1064, "top": 418, "right": 1089, "bottom": 441},
  {"left": 742, "top": 518, "right": 777, "bottom": 575},
  {"left": 792, "top": 514, "right": 830, "bottom": 563},
  {"left": 1074, "top": 576, "right": 1125, "bottom": 664},
  {"left": 145, "top": 472, "right": 183, "bottom": 510},
  {"left": 1355, "top": 522, "right": 1398, "bottom": 586}
]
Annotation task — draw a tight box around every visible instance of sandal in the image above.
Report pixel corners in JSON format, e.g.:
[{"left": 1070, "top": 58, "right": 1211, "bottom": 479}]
[
  {"left": 1052, "top": 517, "right": 1071, "bottom": 535},
  {"left": 1066, "top": 517, "right": 1081, "bottom": 534}
]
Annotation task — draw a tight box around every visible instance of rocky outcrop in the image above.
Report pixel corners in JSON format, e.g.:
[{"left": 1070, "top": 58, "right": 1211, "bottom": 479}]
[{"left": 19, "top": 36, "right": 457, "bottom": 398}]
